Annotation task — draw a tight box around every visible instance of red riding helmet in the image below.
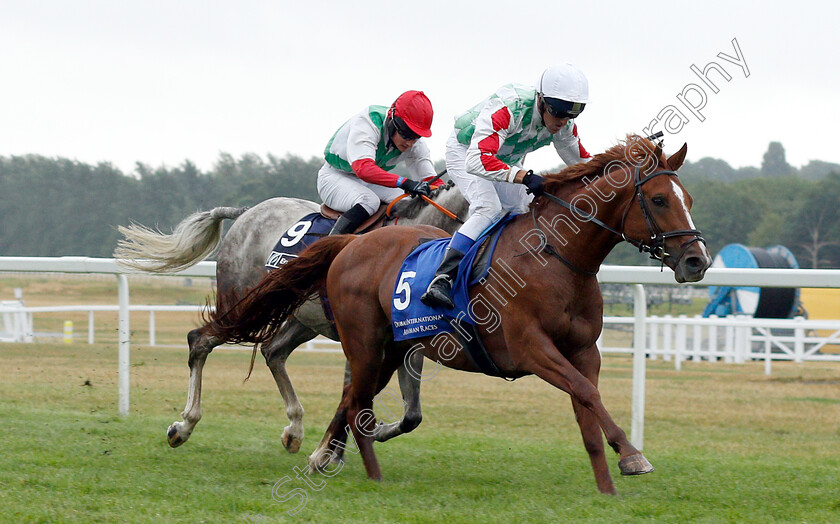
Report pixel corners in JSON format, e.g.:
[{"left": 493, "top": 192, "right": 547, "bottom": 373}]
[{"left": 391, "top": 90, "right": 433, "bottom": 138}]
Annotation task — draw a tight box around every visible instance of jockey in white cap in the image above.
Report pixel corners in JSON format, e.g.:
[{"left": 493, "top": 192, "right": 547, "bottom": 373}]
[{"left": 422, "top": 64, "right": 592, "bottom": 309}]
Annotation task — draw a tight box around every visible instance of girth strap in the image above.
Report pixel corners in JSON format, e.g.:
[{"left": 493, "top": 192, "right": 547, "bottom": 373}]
[{"left": 456, "top": 322, "right": 515, "bottom": 381}]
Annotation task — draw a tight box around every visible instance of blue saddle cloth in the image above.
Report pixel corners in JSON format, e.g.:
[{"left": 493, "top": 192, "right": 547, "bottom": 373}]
[
  {"left": 391, "top": 214, "right": 515, "bottom": 341},
  {"left": 265, "top": 212, "right": 334, "bottom": 269}
]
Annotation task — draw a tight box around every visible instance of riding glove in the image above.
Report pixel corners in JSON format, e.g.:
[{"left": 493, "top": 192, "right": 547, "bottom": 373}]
[
  {"left": 400, "top": 179, "right": 432, "bottom": 198},
  {"left": 522, "top": 171, "right": 545, "bottom": 196}
]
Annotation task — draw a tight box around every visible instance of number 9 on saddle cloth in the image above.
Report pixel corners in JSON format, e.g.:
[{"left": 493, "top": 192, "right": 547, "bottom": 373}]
[{"left": 265, "top": 213, "right": 336, "bottom": 269}]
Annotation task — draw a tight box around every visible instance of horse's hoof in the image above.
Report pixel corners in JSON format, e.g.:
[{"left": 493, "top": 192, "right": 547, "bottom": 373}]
[
  {"left": 308, "top": 449, "right": 343, "bottom": 473},
  {"left": 281, "top": 427, "right": 302, "bottom": 454},
  {"left": 373, "top": 421, "right": 393, "bottom": 443},
  {"left": 166, "top": 423, "right": 187, "bottom": 448},
  {"left": 307, "top": 456, "right": 318, "bottom": 473},
  {"left": 619, "top": 453, "right": 654, "bottom": 475}
]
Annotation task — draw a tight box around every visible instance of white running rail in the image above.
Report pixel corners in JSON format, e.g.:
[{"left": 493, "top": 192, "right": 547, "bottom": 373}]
[{"left": 1, "top": 256, "right": 839, "bottom": 449}]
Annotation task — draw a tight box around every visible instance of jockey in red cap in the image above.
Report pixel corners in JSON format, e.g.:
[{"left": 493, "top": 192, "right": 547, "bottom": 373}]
[{"left": 318, "top": 90, "right": 440, "bottom": 235}]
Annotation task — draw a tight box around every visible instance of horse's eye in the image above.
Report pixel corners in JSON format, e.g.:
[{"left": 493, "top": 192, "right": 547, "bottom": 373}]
[{"left": 651, "top": 196, "right": 667, "bottom": 207}]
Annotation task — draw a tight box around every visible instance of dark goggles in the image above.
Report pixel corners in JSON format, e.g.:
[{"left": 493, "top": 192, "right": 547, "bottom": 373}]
[
  {"left": 543, "top": 97, "right": 585, "bottom": 119},
  {"left": 392, "top": 116, "right": 421, "bottom": 141}
]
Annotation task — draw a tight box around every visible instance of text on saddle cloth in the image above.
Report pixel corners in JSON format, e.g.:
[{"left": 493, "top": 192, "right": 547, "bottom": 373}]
[{"left": 390, "top": 214, "right": 516, "bottom": 342}]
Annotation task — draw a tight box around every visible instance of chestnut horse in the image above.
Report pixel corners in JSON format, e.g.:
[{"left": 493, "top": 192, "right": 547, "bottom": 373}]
[{"left": 206, "top": 136, "right": 712, "bottom": 494}]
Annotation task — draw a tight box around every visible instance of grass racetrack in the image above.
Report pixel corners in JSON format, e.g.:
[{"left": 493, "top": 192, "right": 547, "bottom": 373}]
[{"left": 1, "top": 276, "right": 839, "bottom": 522}]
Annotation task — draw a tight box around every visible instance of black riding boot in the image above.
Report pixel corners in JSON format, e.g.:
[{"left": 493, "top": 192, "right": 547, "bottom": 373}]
[
  {"left": 328, "top": 203, "right": 371, "bottom": 235},
  {"left": 420, "top": 247, "right": 465, "bottom": 310}
]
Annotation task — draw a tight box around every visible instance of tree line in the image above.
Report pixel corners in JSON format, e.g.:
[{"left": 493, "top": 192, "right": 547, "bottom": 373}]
[
  {"left": 604, "top": 142, "right": 840, "bottom": 267},
  {"left": 1, "top": 142, "right": 839, "bottom": 268},
  {"left": 0, "top": 153, "right": 322, "bottom": 258}
]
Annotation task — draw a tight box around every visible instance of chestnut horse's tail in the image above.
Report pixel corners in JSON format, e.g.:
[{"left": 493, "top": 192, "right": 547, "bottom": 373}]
[{"left": 205, "top": 234, "right": 356, "bottom": 346}]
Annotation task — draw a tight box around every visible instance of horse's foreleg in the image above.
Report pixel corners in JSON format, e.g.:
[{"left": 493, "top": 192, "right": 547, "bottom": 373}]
[
  {"left": 167, "top": 327, "right": 220, "bottom": 447},
  {"left": 522, "top": 334, "right": 652, "bottom": 491},
  {"left": 570, "top": 397, "right": 617, "bottom": 494},
  {"left": 262, "top": 317, "right": 318, "bottom": 454},
  {"left": 374, "top": 348, "right": 423, "bottom": 442},
  {"left": 568, "top": 345, "right": 616, "bottom": 495}
]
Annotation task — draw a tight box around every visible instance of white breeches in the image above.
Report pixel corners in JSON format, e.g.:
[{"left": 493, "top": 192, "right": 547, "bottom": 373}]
[
  {"left": 316, "top": 163, "right": 404, "bottom": 214},
  {"left": 445, "top": 131, "right": 532, "bottom": 240}
]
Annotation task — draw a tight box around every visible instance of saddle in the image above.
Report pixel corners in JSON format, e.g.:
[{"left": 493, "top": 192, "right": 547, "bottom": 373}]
[{"left": 319, "top": 203, "right": 389, "bottom": 234}]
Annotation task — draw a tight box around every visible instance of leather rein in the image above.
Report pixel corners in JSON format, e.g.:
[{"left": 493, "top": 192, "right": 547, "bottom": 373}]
[
  {"left": 530, "top": 165, "right": 706, "bottom": 276},
  {"left": 385, "top": 186, "right": 464, "bottom": 224}
]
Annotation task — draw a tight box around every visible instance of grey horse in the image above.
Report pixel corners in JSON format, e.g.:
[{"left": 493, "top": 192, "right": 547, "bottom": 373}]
[{"left": 114, "top": 185, "right": 467, "bottom": 453}]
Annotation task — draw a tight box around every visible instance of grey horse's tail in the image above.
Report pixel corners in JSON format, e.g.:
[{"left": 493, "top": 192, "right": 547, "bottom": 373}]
[{"left": 114, "top": 206, "right": 247, "bottom": 273}]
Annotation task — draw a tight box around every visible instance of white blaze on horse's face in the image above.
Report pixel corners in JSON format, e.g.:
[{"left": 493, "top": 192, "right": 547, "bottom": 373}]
[
  {"left": 669, "top": 179, "right": 696, "bottom": 229},
  {"left": 667, "top": 178, "right": 712, "bottom": 280},
  {"left": 669, "top": 179, "right": 711, "bottom": 260}
]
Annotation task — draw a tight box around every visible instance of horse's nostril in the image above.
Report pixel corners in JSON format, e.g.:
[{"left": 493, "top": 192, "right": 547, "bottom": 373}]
[{"left": 685, "top": 256, "right": 706, "bottom": 272}]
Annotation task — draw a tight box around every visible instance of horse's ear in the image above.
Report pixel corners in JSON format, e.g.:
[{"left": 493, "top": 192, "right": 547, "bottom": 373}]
[{"left": 667, "top": 142, "right": 688, "bottom": 171}]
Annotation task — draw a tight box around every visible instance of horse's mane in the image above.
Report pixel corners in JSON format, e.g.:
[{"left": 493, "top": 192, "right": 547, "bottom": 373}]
[
  {"left": 542, "top": 134, "right": 662, "bottom": 194},
  {"left": 395, "top": 134, "right": 662, "bottom": 216}
]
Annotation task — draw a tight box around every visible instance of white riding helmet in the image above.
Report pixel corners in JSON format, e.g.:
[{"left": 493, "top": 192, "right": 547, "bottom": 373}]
[{"left": 537, "top": 63, "right": 589, "bottom": 118}]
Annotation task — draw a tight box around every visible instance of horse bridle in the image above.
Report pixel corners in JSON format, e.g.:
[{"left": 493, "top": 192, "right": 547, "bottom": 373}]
[{"left": 531, "top": 165, "right": 706, "bottom": 275}]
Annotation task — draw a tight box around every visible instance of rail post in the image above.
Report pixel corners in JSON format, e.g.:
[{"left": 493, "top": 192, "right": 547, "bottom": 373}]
[
  {"left": 117, "top": 274, "right": 130, "bottom": 416},
  {"left": 631, "top": 284, "right": 647, "bottom": 450}
]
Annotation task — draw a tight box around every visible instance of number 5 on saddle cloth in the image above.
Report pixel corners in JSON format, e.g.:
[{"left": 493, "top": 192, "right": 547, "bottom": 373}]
[
  {"left": 266, "top": 212, "right": 517, "bottom": 378},
  {"left": 390, "top": 214, "right": 518, "bottom": 379}
]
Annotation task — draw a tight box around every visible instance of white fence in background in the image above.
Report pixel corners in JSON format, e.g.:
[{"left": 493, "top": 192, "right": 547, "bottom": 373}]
[
  {"left": 0, "top": 256, "right": 214, "bottom": 417},
  {"left": 2, "top": 256, "right": 840, "bottom": 450},
  {"left": 0, "top": 304, "right": 206, "bottom": 346},
  {"left": 301, "top": 314, "right": 840, "bottom": 371},
  {"left": 6, "top": 303, "right": 840, "bottom": 371},
  {"left": 599, "top": 314, "right": 840, "bottom": 372},
  {"left": 1, "top": 299, "right": 33, "bottom": 342}
]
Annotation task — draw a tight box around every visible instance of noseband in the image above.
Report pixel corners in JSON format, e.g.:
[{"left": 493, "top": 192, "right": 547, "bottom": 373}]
[
  {"left": 620, "top": 166, "right": 706, "bottom": 265},
  {"left": 531, "top": 165, "right": 706, "bottom": 275}
]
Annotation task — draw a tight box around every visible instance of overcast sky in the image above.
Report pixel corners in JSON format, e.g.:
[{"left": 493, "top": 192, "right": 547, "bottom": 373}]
[{"left": 2, "top": 1, "right": 839, "bottom": 177}]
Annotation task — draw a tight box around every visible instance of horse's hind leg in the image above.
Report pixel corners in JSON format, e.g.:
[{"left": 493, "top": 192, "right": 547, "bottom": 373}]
[
  {"left": 167, "top": 326, "right": 220, "bottom": 447},
  {"left": 261, "top": 317, "right": 318, "bottom": 453},
  {"left": 308, "top": 383, "right": 351, "bottom": 473},
  {"left": 310, "top": 342, "right": 401, "bottom": 480},
  {"left": 374, "top": 348, "right": 424, "bottom": 442},
  {"left": 320, "top": 345, "right": 407, "bottom": 465},
  {"left": 344, "top": 342, "right": 407, "bottom": 480}
]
